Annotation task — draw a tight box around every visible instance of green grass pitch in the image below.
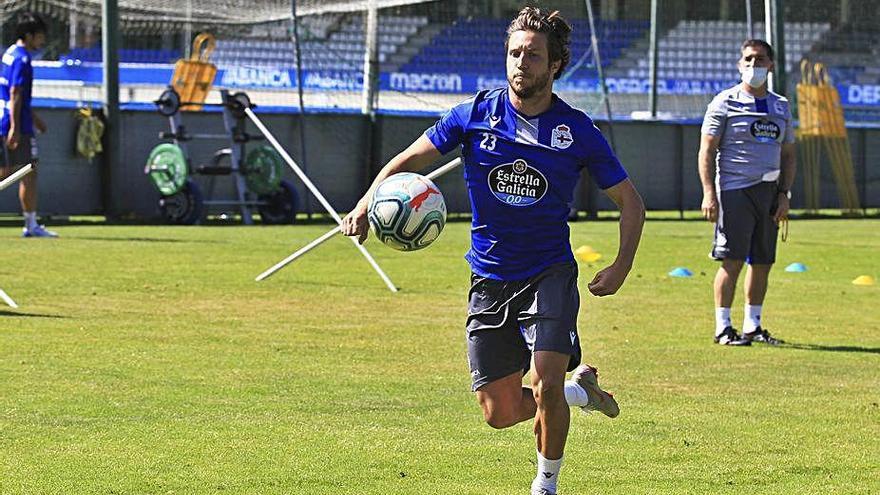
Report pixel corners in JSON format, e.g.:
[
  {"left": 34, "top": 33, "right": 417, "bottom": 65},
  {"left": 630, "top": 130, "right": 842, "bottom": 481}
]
[{"left": 1, "top": 219, "right": 878, "bottom": 494}]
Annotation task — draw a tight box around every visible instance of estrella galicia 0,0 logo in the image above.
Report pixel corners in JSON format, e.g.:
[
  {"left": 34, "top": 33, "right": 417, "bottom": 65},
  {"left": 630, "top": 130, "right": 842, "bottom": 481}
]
[
  {"left": 488, "top": 159, "right": 548, "bottom": 207},
  {"left": 750, "top": 119, "right": 780, "bottom": 143}
]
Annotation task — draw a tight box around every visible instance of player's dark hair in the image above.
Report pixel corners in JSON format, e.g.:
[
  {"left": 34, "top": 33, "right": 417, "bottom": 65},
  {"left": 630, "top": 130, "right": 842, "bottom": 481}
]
[
  {"left": 505, "top": 6, "right": 571, "bottom": 80},
  {"left": 15, "top": 12, "right": 47, "bottom": 41},
  {"left": 741, "top": 39, "right": 774, "bottom": 61}
]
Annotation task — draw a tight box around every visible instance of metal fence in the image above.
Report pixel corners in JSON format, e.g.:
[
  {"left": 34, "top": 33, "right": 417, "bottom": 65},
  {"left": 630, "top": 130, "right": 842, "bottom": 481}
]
[
  {"left": 0, "top": 0, "right": 877, "bottom": 122},
  {"left": 0, "top": 0, "right": 879, "bottom": 218}
]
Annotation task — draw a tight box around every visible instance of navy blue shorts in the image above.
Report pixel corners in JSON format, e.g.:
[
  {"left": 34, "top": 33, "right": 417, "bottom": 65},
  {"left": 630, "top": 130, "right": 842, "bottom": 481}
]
[
  {"left": 1, "top": 134, "right": 37, "bottom": 169},
  {"left": 465, "top": 261, "right": 581, "bottom": 391},
  {"left": 712, "top": 181, "right": 779, "bottom": 265}
]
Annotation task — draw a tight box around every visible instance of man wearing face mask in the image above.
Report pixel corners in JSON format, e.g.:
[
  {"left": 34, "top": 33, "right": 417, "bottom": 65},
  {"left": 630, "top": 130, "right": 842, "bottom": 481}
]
[
  {"left": 1, "top": 11, "right": 56, "bottom": 238},
  {"left": 698, "top": 39, "right": 796, "bottom": 346}
]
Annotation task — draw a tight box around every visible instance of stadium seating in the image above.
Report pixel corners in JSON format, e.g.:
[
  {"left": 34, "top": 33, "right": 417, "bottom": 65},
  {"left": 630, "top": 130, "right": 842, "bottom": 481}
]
[
  {"left": 399, "top": 18, "right": 649, "bottom": 78},
  {"left": 610, "top": 20, "right": 831, "bottom": 81},
  {"left": 211, "top": 14, "right": 428, "bottom": 71},
  {"left": 60, "top": 47, "right": 180, "bottom": 64},
  {"left": 56, "top": 16, "right": 877, "bottom": 94},
  {"left": 59, "top": 14, "right": 428, "bottom": 72},
  {"left": 811, "top": 25, "right": 880, "bottom": 85},
  {"left": 248, "top": 13, "right": 343, "bottom": 40}
]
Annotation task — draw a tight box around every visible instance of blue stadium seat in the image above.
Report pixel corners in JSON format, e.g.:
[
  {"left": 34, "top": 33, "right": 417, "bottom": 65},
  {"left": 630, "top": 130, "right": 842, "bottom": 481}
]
[
  {"left": 59, "top": 46, "right": 180, "bottom": 64},
  {"left": 400, "top": 17, "right": 648, "bottom": 77}
]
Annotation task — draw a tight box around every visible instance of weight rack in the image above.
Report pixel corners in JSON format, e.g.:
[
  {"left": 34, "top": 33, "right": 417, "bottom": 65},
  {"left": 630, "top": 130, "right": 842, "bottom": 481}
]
[{"left": 147, "top": 87, "right": 296, "bottom": 225}]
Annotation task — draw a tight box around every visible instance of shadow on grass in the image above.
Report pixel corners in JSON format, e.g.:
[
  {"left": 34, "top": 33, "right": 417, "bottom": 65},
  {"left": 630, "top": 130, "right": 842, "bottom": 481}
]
[
  {"left": 72, "top": 236, "right": 224, "bottom": 244},
  {"left": 0, "top": 310, "right": 68, "bottom": 318},
  {"left": 780, "top": 342, "right": 880, "bottom": 354}
]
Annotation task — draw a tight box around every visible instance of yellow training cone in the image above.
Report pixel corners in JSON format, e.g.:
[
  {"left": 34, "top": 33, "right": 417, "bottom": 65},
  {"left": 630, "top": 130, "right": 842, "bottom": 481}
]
[
  {"left": 575, "top": 245, "right": 602, "bottom": 263},
  {"left": 852, "top": 275, "right": 875, "bottom": 286}
]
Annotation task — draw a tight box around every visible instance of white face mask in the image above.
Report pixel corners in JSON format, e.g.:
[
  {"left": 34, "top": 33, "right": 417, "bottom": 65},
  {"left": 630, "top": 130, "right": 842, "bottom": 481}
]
[{"left": 741, "top": 67, "right": 769, "bottom": 88}]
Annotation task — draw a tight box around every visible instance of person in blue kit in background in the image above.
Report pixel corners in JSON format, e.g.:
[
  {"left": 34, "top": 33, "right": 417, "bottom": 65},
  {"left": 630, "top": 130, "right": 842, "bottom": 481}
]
[
  {"left": 343, "top": 7, "right": 644, "bottom": 495},
  {"left": 0, "top": 11, "right": 57, "bottom": 238}
]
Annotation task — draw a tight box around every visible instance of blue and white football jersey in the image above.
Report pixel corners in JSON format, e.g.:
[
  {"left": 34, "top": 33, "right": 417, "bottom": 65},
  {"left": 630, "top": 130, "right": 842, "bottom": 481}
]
[
  {"left": 1, "top": 44, "right": 34, "bottom": 136},
  {"left": 701, "top": 85, "right": 795, "bottom": 192},
  {"left": 425, "top": 87, "right": 628, "bottom": 281}
]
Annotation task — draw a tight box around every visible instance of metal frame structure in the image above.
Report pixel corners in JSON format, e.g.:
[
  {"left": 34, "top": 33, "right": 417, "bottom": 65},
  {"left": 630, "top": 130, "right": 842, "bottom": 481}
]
[{"left": 157, "top": 90, "right": 273, "bottom": 224}]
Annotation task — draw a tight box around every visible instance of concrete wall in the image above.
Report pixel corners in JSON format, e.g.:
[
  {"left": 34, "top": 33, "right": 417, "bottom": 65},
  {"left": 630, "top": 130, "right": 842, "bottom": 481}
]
[
  {"left": 0, "top": 108, "right": 103, "bottom": 215},
  {"left": 2, "top": 107, "right": 878, "bottom": 218},
  {"left": 108, "top": 111, "right": 370, "bottom": 219}
]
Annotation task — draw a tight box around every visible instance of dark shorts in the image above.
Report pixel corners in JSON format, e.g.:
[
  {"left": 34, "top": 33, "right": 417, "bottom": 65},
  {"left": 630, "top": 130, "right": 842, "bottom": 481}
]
[
  {"left": 1, "top": 134, "right": 37, "bottom": 169},
  {"left": 466, "top": 261, "right": 581, "bottom": 391},
  {"left": 712, "top": 181, "right": 779, "bottom": 265}
]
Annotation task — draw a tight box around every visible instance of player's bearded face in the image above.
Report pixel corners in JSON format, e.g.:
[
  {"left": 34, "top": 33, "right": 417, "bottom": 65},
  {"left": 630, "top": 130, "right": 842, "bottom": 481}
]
[{"left": 506, "top": 31, "right": 555, "bottom": 100}]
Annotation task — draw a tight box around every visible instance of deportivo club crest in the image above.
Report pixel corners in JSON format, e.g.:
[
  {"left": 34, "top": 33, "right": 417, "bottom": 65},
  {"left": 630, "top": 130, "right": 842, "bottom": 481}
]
[
  {"left": 750, "top": 119, "right": 780, "bottom": 143},
  {"left": 488, "top": 159, "right": 548, "bottom": 207},
  {"left": 773, "top": 100, "right": 786, "bottom": 115},
  {"left": 551, "top": 124, "right": 573, "bottom": 149}
]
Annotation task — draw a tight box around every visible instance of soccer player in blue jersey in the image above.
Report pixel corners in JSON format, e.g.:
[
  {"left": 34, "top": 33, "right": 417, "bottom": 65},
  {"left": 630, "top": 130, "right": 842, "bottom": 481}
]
[
  {"left": 698, "top": 40, "right": 795, "bottom": 346},
  {"left": 343, "top": 7, "right": 644, "bottom": 495},
  {"left": 0, "top": 12, "right": 56, "bottom": 238}
]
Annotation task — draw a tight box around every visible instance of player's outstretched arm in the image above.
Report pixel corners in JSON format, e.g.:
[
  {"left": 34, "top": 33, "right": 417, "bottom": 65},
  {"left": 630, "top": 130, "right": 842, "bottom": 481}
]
[
  {"left": 342, "top": 135, "right": 442, "bottom": 244},
  {"left": 587, "top": 178, "right": 645, "bottom": 297}
]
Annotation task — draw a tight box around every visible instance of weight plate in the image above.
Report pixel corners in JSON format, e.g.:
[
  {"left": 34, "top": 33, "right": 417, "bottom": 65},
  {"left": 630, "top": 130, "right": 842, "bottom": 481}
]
[
  {"left": 258, "top": 179, "right": 298, "bottom": 225},
  {"left": 156, "top": 87, "right": 181, "bottom": 116},
  {"left": 159, "top": 179, "right": 203, "bottom": 225},
  {"left": 145, "top": 143, "right": 188, "bottom": 196},
  {"left": 228, "top": 91, "right": 251, "bottom": 119},
  {"left": 244, "top": 145, "right": 283, "bottom": 195}
]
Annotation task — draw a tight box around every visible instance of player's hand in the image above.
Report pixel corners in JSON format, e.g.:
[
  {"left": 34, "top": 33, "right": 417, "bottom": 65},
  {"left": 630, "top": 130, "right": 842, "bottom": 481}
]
[
  {"left": 773, "top": 195, "right": 790, "bottom": 224},
  {"left": 587, "top": 262, "right": 629, "bottom": 297},
  {"left": 342, "top": 203, "right": 370, "bottom": 244},
  {"left": 6, "top": 129, "right": 19, "bottom": 150},
  {"left": 701, "top": 192, "right": 718, "bottom": 223}
]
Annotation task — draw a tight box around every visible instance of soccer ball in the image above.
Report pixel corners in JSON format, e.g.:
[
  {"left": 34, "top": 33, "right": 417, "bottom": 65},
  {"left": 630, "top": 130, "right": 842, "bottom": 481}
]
[{"left": 368, "top": 172, "right": 447, "bottom": 251}]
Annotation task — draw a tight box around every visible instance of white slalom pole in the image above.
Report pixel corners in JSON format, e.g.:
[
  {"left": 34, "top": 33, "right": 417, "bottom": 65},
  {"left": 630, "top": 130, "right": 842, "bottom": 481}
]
[
  {"left": 254, "top": 157, "right": 463, "bottom": 282},
  {"left": 246, "top": 108, "right": 398, "bottom": 291},
  {"left": 424, "top": 157, "right": 463, "bottom": 181},
  {"left": 0, "top": 287, "right": 18, "bottom": 308},
  {"left": 0, "top": 163, "right": 33, "bottom": 309},
  {"left": 255, "top": 225, "right": 341, "bottom": 282},
  {"left": 0, "top": 163, "right": 33, "bottom": 191}
]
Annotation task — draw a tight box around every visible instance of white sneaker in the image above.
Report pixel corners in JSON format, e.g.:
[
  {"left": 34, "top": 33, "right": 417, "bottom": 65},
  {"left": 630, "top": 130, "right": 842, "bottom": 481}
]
[
  {"left": 22, "top": 225, "right": 59, "bottom": 238},
  {"left": 571, "top": 364, "right": 620, "bottom": 418}
]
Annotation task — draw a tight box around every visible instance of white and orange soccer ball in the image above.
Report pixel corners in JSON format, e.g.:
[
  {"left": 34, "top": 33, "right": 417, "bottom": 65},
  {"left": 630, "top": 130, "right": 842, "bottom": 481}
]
[{"left": 368, "top": 172, "right": 447, "bottom": 251}]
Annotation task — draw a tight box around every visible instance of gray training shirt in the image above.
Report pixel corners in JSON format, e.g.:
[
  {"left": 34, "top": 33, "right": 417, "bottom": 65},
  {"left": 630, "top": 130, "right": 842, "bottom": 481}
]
[{"left": 701, "top": 85, "right": 795, "bottom": 191}]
